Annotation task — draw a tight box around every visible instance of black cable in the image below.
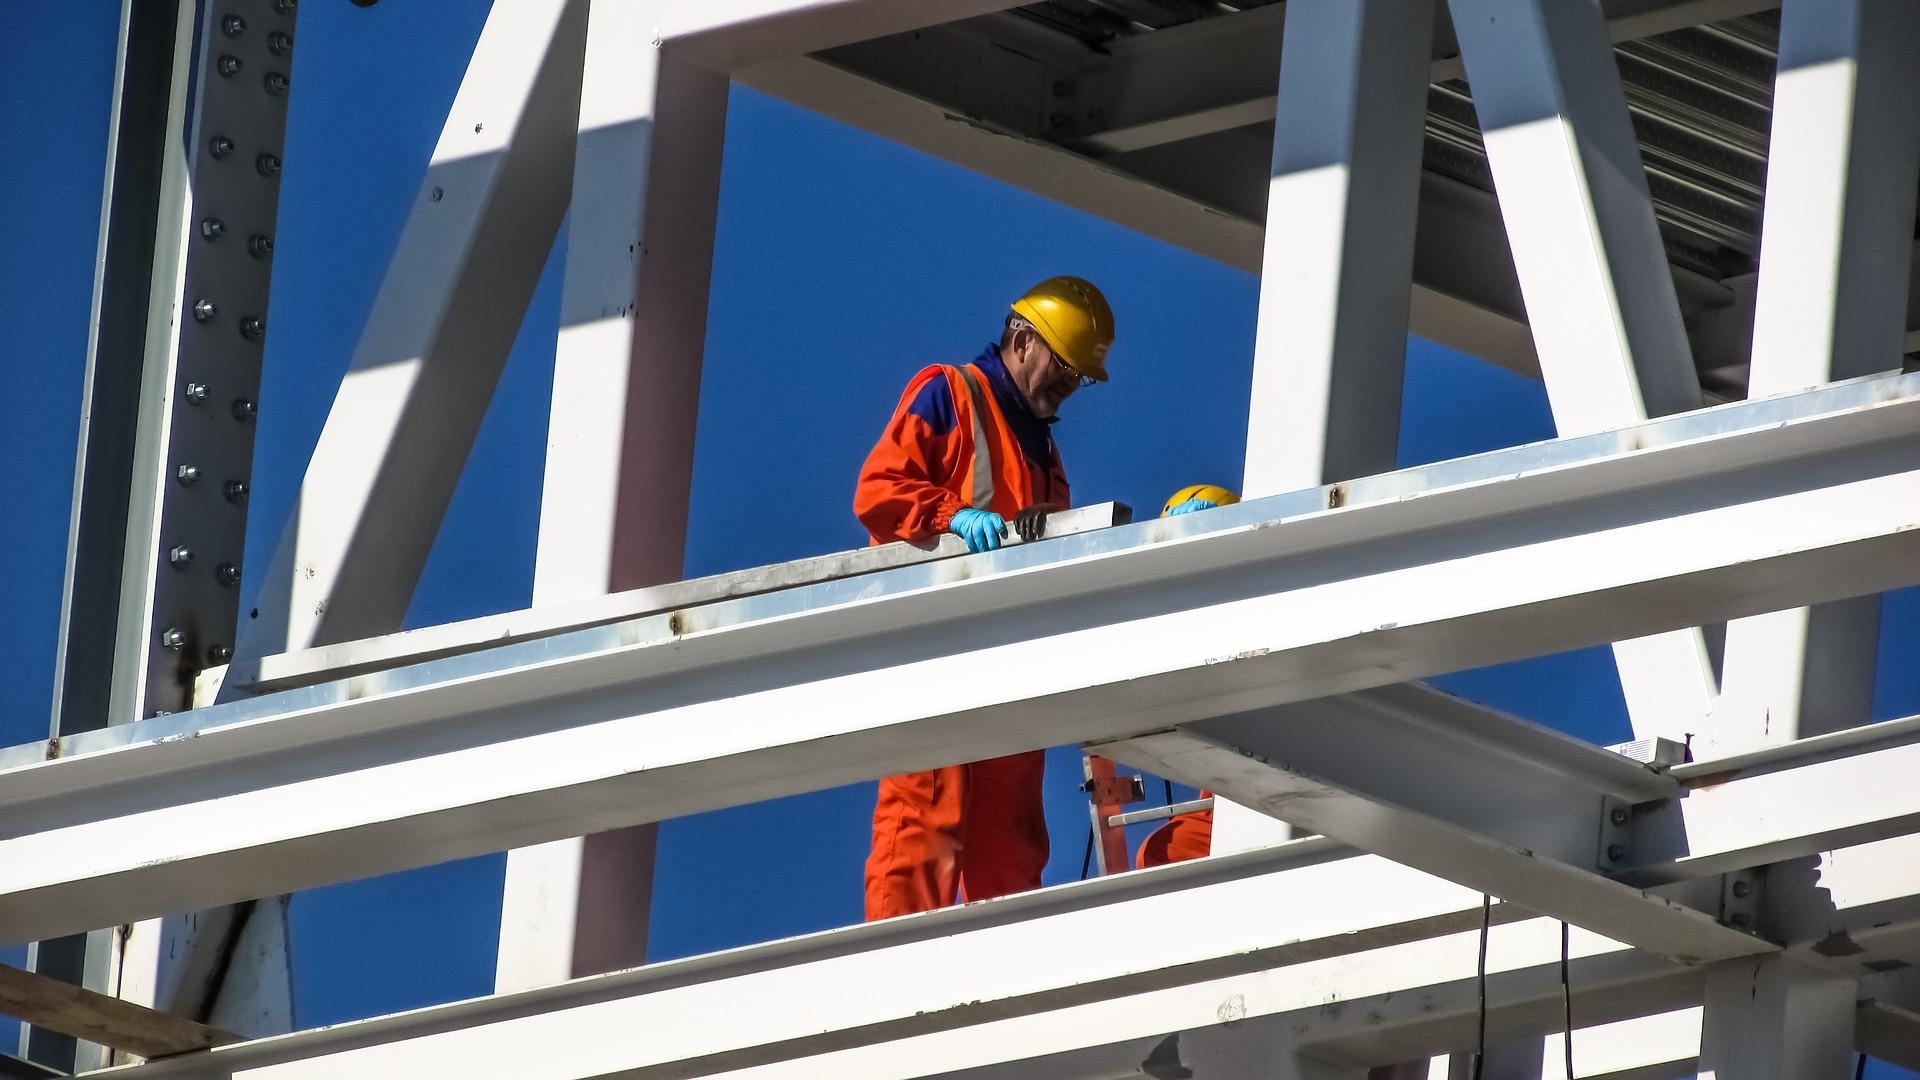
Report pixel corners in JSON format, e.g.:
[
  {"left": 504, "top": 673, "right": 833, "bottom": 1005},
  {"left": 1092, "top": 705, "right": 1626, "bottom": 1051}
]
[
  {"left": 1080, "top": 825, "right": 1094, "bottom": 880},
  {"left": 1164, "top": 778, "right": 1174, "bottom": 805},
  {"left": 1474, "top": 893, "right": 1491, "bottom": 1080},
  {"left": 1561, "top": 920, "right": 1574, "bottom": 1079},
  {"left": 1857, "top": 1052, "right": 1868, "bottom": 1080}
]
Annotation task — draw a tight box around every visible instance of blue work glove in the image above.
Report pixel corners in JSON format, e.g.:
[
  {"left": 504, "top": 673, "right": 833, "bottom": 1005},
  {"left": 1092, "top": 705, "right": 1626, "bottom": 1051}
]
[
  {"left": 1165, "top": 497, "right": 1218, "bottom": 517},
  {"left": 949, "top": 507, "right": 1008, "bottom": 553}
]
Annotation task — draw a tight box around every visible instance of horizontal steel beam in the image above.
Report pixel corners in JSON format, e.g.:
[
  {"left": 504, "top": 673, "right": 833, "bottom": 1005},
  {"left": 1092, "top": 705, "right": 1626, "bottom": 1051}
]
[
  {"left": 657, "top": 0, "right": 1022, "bottom": 70},
  {"left": 734, "top": 54, "right": 1544, "bottom": 375},
  {"left": 1091, "top": 684, "right": 1766, "bottom": 964},
  {"left": 5, "top": 374, "right": 1920, "bottom": 943},
  {"left": 89, "top": 823, "right": 1920, "bottom": 1077},
  {"left": 1065, "top": 0, "right": 1778, "bottom": 156},
  {"left": 114, "top": 836, "right": 1920, "bottom": 1079},
  {"left": 1630, "top": 715, "right": 1920, "bottom": 885},
  {"left": 92, "top": 845, "right": 1646, "bottom": 1079},
  {"left": 244, "top": 503, "right": 1130, "bottom": 692}
]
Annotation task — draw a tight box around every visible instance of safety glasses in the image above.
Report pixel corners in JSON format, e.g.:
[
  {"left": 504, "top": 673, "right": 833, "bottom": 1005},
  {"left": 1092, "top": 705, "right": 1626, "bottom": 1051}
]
[{"left": 1048, "top": 349, "right": 1096, "bottom": 390}]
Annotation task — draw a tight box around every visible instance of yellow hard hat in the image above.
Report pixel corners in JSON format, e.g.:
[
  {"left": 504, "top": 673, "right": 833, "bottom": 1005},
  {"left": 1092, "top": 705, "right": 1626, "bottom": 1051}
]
[
  {"left": 1011, "top": 276, "right": 1115, "bottom": 382},
  {"left": 1162, "top": 485, "right": 1240, "bottom": 517}
]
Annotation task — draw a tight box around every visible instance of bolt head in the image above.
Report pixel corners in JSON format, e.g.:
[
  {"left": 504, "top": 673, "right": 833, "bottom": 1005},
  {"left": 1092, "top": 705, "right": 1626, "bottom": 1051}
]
[
  {"left": 160, "top": 627, "right": 187, "bottom": 651},
  {"left": 200, "top": 217, "right": 226, "bottom": 239},
  {"left": 231, "top": 397, "right": 256, "bottom": 421},
  {"left": 274, "top": 0, "right": 296, "bottom": 13},
  {"left": 224, "top": 480, "right": 249, "bottom": 503},
  {"left": 255, "top": 152, "right": 281, "bottom": 178},
  {"left": 1730, "top": 912, "right": 1751, "bottom": 927},
  {"left": 217, "top": 54, "right": 242, "bottom": 78},
  {"left": 169, "top": 545, "right": 194, "bottom": 568},
  {"left": 1609, "top": 807, "right": 1629, "bottom": 826},
  {"left": 192, "top": 298, "right": 217, "bottom": 322},
  {"left": 216, "top": 562, "right": 242, "bottom": 586},
  {"left": 240, "top": 316, "right": 265, "bottom": 340},
  {"left": 247, "top": 234, "right": 274, "bottom": 259},
  {"left": 207, "top": 643, "right": 233, "bottom": 664},
  {"left": 176, "top": 463, "right": 201, "bottom": 485},
  {"left": 183, "top": 381, "right": 210, "bottom": 405},
  {"left": 1606, "top": 843, "right": 1626, "bottom": 861},
  {"left": 221, "top": 13, "right": 246, "bottom": 36},
  {"left": 1732, "top": 880, "right": 1752, "bottom": 899},
  {"left": 209, "top": 135, "right": 234, "bottom": 159},
  {"left": 429, "top": 186, "right": 444, "bottom": 203},
  {"left": 265, "top": 71, "right": 289, "bottom": 96},
  {"left": 268, "top": 30, "right": 293, "bottom": 55}
]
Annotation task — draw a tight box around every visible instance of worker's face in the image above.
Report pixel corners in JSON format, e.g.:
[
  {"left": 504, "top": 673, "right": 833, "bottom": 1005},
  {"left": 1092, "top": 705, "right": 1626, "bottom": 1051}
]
[{"left": 1008, "top": 329, "right": 1083, "bottom": 419}]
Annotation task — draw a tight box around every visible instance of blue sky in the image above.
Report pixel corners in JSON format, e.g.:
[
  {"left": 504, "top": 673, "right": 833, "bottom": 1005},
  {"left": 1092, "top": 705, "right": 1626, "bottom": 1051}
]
[{"left": 3, "top": 2, "right": 1917, "bottom": 1075}]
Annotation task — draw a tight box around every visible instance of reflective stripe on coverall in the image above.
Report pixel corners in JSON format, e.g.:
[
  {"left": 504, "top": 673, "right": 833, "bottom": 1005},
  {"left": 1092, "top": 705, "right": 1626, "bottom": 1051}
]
[{"left": 855, "top": 345, "right": 1069, "bottom": 921}]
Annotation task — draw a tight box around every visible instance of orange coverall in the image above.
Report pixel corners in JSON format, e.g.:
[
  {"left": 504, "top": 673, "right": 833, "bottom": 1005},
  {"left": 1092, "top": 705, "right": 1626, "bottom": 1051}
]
[
  {"left": 855, "top": 345, "right": 1070, "bottom": 921},
  {"left": 1135, "top": 802, "right": 1213, "bottom": 868}
]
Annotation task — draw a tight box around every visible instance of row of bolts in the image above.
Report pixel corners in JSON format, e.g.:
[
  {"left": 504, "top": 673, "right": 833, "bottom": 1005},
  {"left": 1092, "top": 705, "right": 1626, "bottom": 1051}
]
[{"left": 161, "top": 3, "right": 299, "bottom": 667}]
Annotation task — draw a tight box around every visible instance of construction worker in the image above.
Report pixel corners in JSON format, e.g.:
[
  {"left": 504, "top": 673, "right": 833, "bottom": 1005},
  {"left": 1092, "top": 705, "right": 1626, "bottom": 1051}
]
[
  {"left": 1135, "top": 484, "right": 1240, "bottom": 869},
  {"left": 855, "top": 276, "right": 1115, "bottom": 920}
]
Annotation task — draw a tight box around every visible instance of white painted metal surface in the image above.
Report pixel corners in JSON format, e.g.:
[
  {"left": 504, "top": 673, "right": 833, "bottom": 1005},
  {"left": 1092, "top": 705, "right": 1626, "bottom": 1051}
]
[
  {"left": 1713, "top": 0, "right": 1920, "bottom": 756},
  {"left": 9, "top": 374, "right": 1920, "bottom": 944},
  {"left": 98, "top": 837, "right": 1920, "bottom": 1078},
  {"left": 658, "top": 0, "right": 1024, "bottom": 70},
  {"left": 1228, "top": 0, "right": 1433, "bottom": 853},
  {"left": 1452, "top": 0, "right": 1720, "bottom": 751},
  {"left": 223, "top": 0, "right": 588, "bottom": 684},
  {"left": 28, "top": 0, "right": 1920, "bottom": 1073},
  {"left": 1698, "top": 957, "right": 1856, "bottom": 1079},
  {"left": 253, "top": 504, "right": 1128, "bottom": 691},
  {"left": 496, "top": 0, "right": 731, "bottom": 992}
]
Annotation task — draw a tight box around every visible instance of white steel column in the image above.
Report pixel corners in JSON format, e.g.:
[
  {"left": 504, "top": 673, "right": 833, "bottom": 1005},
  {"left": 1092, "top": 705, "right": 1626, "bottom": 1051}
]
[
  {"left": 1711, "top": 0, "right": 1920, "bottom": 755},
  {"left": 1222, "top": 0, "right": 1434, "bottom": 854},
  {"left": 1448, "top": 0, "right": 1715, "bottom": 743},
  {"left": 1698, "top": 957, "right": 1855, "bottom": 1080},
  {"left": 495, "top": 0, "right": 730, "bottom": 991}
]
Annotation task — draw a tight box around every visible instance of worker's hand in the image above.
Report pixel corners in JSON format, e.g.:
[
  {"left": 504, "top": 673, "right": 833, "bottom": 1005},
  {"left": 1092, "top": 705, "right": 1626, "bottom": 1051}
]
[
  {"left": 1014, "top": 503, "right": 1065, "bottom": 542},
  {"left": 1165, "top": 497, "right": 1218, "bottom": 517},
  {"left": 949, "top": 508, "right": 1008, "bottom": 553}
]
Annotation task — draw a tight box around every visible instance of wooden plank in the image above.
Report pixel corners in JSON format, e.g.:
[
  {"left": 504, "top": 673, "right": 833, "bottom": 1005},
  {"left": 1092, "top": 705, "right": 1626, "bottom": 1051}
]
[{"left": 0, "top": 963, "right": 238, "bottom": 1060}]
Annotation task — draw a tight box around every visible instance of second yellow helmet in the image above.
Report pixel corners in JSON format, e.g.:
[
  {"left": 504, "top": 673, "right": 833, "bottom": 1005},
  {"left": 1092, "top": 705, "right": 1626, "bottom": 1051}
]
[
  {"left": 1162, "top": 485, "right": 1241, "bottom": 517},
  {"left": 1011, "top": 276, "right": 1115, "bottom": 382}
]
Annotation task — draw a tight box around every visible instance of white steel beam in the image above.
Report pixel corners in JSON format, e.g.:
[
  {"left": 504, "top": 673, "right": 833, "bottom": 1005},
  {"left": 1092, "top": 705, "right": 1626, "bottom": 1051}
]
[
  {"left": 495, "top": 0, "right": 731, "bottom": 993},
  {"left": 223, "top": 0, "right": 588, "bottom": 682},
  {"left": 5, "top": 375, "right": 1920, "bottom": 941},
  {"left": 658, "top": 0, "right": 1024, "bottom": 71},
  {"left": 85, "top": 847, "right": 1629, "bottom": 1079},
  {"left": 1244, "top": 0, "right": 1432, "bottom": 498},
  {"left": 1449, "top": 0, "right": 1716, "bottom": 746},
  {"left": 1698, "top": 957, "right": 1855, "bottom": 1079},
  {"left": 1094, "top": 688, "right": 1756, "bottom": 964},
  {"left": 1713, "top": 0, "right": 1920, "bottom": 755},
  {"left": 1539, "top": 1007, "right": 1700, "bottom": 1080},
  {"left": 93, "top": 837, "right": 1920, "bottom": 1078},
  {"left": 733, "top": 55, "right": 1543, "bottom": 377},
  {"left": 1628, "top": 716, "right": 1920, "bottom": 884},
  {"left": 1227, "top": 0, "right": 1434, "bottom": 854},
  {"left": 251, "top": 505, "right": 1126, "bottom": 692}
]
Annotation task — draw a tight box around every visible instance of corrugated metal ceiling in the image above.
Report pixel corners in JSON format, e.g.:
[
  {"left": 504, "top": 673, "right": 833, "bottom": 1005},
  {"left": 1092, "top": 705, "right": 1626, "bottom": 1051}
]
[{"left": 1013, "top": 2, "right": 1781, "bottom": 278}]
